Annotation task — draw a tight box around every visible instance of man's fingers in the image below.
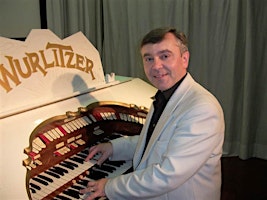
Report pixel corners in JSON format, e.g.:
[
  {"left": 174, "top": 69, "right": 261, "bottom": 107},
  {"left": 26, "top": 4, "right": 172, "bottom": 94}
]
[
  {"left": 85, "top": 146, "right": 98, "bottom": 161},
  {"left": 88, "top": 190, "right": 100, "bottom": 200},
  {"left": 80, "top": 179, "right": 108, "bottom": 200},
  {"left": 80, "top": 187, "right": 90, "bottom": 194},
  {"left": 85, "top": 143, "right": 113, "bottom": 164},
  {"left": 97, "top": 154, "right": 108, "bottom": 165}
]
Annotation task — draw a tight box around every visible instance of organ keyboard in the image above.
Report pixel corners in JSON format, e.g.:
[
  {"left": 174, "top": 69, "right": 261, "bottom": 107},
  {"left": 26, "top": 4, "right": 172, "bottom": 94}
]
[{"left": 23, "top": 102, "right": 148, "bottom": 200}]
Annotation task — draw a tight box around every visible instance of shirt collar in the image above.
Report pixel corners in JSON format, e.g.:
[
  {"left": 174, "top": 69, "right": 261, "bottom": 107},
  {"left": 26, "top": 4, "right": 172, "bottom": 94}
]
[
  {"left": 160, "top": 72, "right": 187, "bottom": 101},
  {"left": 151, "top": 73, "right": 187, "bottom": 102}
]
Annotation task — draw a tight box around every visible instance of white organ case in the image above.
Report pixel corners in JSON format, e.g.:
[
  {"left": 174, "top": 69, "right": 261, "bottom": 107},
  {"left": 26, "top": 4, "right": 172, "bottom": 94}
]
[{"left": 0, "top": 30, "right": 156, "bottom": 199}]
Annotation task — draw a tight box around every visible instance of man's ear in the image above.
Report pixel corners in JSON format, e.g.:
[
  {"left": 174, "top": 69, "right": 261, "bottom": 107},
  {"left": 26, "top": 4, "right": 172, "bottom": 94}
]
[{"left": 182, "top": 51, "right": 190, "bottom": 67}]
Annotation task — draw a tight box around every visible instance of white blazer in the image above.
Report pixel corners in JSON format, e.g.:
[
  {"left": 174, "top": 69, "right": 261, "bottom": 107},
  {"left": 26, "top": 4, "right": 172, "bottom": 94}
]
[{"left": 106, "top": 73, "right": 225, "bottom": 200}]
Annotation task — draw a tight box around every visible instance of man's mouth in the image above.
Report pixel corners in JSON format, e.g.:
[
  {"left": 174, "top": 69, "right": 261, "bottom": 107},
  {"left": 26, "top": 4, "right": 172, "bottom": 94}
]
[{"left": 154, "top": 73, "right": 167, "bottom": 78}]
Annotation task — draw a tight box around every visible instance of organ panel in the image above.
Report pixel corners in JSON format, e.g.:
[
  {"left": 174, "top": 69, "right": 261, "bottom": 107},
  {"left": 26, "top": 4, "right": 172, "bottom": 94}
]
[{"left": 23, "top": 101, "right": 148, "bottom": 200}]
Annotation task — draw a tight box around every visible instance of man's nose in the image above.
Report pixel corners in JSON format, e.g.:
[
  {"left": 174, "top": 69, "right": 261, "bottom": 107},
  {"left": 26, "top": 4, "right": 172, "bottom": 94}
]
[{"left": 152, "top": 57, "right": 162, "bottom": 69}]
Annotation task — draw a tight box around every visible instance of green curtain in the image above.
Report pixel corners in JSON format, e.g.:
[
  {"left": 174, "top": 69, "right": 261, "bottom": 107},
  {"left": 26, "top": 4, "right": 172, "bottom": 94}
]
[
  {"left": 46, "top": 0, "right": 267, "bottom": 160},
  {"left": 46, "top": 0, "right": 104, "bottom": 54}
]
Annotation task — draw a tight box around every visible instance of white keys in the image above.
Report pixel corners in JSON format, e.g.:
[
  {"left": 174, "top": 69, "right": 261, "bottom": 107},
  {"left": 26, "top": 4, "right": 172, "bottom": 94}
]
[
  {"left": 30, "top": 156, "right": 132, "bottom": 200},
  {"left": 56, "top": 160, "right": 132, "bottom": 200},
  {"left": 29, "top": 153, "right": 96, "bottom": 200}
]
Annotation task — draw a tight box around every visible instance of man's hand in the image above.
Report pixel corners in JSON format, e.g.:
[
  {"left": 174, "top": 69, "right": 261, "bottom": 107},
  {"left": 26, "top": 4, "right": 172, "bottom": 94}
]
[
  {"left": 80, "top": 178, "right": 108, "bottom": 200},
  {"left": 85, "top": 142, "right": 113, "bottom": 165}
]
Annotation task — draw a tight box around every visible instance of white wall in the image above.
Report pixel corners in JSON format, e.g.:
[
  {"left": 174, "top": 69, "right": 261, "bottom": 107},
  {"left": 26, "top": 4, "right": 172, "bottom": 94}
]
[{"left": 0, "top": 0, "right": 41, "bottom": 38}]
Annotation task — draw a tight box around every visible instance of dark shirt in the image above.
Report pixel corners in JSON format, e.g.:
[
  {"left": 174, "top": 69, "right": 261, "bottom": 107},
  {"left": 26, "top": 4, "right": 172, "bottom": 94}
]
[{"left": 144, "top": 73, "right": 187, "bottom": 147}]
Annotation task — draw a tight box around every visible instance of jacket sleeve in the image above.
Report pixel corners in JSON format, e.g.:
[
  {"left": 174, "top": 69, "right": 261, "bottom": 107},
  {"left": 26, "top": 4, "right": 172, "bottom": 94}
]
[
  {"left": 109, "top": 135, "right": 139, "bottom": 161},
  {"left": 105, "top": 99, "right": 224, "bottom": 199}
]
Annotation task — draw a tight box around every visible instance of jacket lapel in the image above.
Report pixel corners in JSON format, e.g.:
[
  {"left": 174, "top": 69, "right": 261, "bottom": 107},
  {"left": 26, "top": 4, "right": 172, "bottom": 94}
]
[{"left": 133, "top": 73, "right": 195, "bottom": 169}]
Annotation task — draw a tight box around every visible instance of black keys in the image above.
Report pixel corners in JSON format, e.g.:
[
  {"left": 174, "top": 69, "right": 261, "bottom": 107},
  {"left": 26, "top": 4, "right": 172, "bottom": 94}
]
[
  {"left": 76, "top": 152, "right": 87, "bottom": 159},
  {"left": 29, "top": 182, "right": 40, "bottom": 194},
  {"left": 94, "top": 164, "right": 116, "bottom": 173},
  {"left": 49, "top": 166, "right": 68, "bottom": 176},
  {"left": 54, "top": 166, "right": 68, "bottom": 173},
  {"left": 30, "top": 183, "right": 41, "bottom": 190},
  {"left": 32, "top": 177, "right": 49, "bottom": 186},
  {"left": 59, "top": 162, "right": 75, "bottom": 170},
  {"left": 55, "top": 194, "right": 72, "bottom": 200},
  {"left": 104, "top": 160, "right": 125, "bottom": 167},
  {"left": 45, "top": 171, "right": 60, "bottom": 179},
  {"left": 81, "top": 149, "right": 89, "bottom": 155},
  {"left": 69, "top": 156, "right": 84, "bottom": 164},
  {"left": 63, "top": 160, "right": 78, "bottom": 168},
  {"left": 63, "top": 188, "right": 81, "bottom": 198},
  {"left": 71, "top": 185, "right": 84, "bottom": 191},
  {"left": 37, "top": 174, "right": 53, "bottom": 183},
  {"left": 29, "top": 188, "right": 36, "bottom": 194},
  {"left": 77, "top": 179, "right": 89, "bottom": 187},
  {"left": 87, "top": 167, "right": 108, "bottom": 180}
]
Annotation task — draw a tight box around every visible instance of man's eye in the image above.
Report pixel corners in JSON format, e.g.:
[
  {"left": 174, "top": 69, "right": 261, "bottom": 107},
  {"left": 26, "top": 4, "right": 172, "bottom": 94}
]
[
  {"left": 160, "top": 54, "right": 170, "bottom": 60},
  {"left": 145, "top": 57, "right": 154, "bottom": 62}
]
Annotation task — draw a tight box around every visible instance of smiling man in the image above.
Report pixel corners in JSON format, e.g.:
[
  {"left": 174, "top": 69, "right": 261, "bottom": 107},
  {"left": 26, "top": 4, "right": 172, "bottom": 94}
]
[
  {"left": 141, "top": 29, "right": 189, "bottom": 91},
  {"left": 80, "top": 27, "right": 225, "bottom": 200}
]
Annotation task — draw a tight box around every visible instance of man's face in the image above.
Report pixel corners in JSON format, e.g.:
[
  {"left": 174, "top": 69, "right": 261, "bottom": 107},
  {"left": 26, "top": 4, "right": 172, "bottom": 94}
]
[{"left": 141, "top": 33, "right": 189, "bottom": 91}]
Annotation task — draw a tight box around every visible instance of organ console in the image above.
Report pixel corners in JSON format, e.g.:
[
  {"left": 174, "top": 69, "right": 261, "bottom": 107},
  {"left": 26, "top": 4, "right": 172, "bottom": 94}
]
[
  {"left": 23, "top": 101, "right": 148, "bottom": 200},
  {"left": 0, "top": 30, "right": 156, "bottom": 199}
]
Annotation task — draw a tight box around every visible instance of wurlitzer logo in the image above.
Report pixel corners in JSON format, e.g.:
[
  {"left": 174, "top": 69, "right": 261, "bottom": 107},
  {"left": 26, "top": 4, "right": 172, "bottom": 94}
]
[
  {"left": 0, "top": 29, "right": 106, "bottom": 118},
  {"left": 0, "top": 42, "right": 96, "bottom": 93}
]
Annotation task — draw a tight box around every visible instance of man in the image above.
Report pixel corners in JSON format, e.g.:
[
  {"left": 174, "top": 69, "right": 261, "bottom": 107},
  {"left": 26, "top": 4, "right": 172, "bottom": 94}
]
[{"left": 80, "top": 27, "right": 225, "bottom": 200}]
